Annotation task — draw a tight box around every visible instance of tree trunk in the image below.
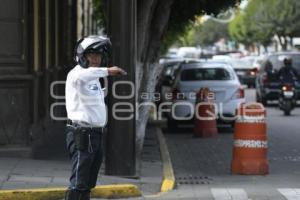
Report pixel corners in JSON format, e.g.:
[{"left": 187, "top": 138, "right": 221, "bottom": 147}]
[
  {"left": 283, "top": 36, "right": 288, "bottom": 50},
  {"left": 136, "top": 62, "right": 162, "bottom": 152},
  {"left": 276, "top": 34, "right": 284, "bottom": 49},
  {"left": 263, "top": 45, "right": 268, "bottom": 54},
  {"left": 254, "top": 43, "right": 260, "bottom": 55},
  {"left": 277, "top": 34, "right": 288, "bottom": 50},
  {"left": 274, "top": 39, "right": 278, "bottom": 52},
  {"left": 289, "top": 36, "right": 293, "bottom": 48},
  {"left": 135, "top": 0, "right": 174, "bottom": 155}
]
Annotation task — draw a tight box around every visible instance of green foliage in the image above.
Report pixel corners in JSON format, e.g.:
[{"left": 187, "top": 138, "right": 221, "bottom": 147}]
[
  {"left": 228, "top": 12, "right": 248, "bottom": 45},
  {"left": 245, "top": 0, "right": 273, "bottom": 46},
  {"left": 175, "top": 8, "right": 234, "bottom": 48},
  {"left": 229, "top": 0, "right": 300, "bottom": 49},
  {"left": 162, "top": 0, "right": 239, "bottom": 52},
  {"left": 196, "top": 18, "right": 229, "bottom": 46},
  {"left": 92, "top": 0, "right": 107, "bottom": 31},
  {"left": 176, "top": 25, "right": 197, "bottom": 47},
  {"left": 92, "top": 0, "right": 239, "bottom": 53}
]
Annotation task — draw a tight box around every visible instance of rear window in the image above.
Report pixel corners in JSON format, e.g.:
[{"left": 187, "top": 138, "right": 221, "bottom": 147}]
[{"left": 181, "top": 68, "right": 233, "bottom": 81}]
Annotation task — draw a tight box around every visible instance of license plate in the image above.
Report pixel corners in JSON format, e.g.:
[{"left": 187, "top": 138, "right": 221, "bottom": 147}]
[{"left": 284, "top": 91, "right": 294, "bottom": 97}]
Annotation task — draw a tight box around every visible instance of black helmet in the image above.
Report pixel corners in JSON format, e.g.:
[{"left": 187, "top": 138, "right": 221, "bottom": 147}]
[
  {"left": 74, "top": 35, "right": 112, "bottom": 68},
  {"left": 283, "top": 56, "right": 292, "bottom": 66}
]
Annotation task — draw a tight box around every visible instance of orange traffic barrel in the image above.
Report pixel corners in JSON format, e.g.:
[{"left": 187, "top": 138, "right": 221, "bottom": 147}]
[
  {"left": 194, "top": 88, "right": 218, "bottom": 138},
  {"left": 231, "top": 103, "right": 269, "bottom": 175}
]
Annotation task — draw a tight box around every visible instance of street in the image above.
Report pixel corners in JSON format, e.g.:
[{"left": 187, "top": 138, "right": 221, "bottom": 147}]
[{"left": 123, "top": 89, "right": 300, "bottom": 200}]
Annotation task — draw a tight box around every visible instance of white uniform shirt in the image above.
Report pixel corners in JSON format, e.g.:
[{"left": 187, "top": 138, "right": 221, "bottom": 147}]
[{"left": 65, "top": 65, "right": 109, "bottom": 127}]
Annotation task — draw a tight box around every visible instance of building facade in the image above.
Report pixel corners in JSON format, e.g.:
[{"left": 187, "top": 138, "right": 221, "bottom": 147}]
[{"left": 0, "top": 0, "right": 96, "bottom": 158}]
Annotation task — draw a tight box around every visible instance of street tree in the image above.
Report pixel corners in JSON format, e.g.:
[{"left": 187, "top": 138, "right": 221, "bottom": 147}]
[
  {"left": 244, "top": 0, "right": 273, "bottom": 50},
  {"left": 230, "top": 0, "right": 300, "bottom": 51},
  {"left": 229, "top": 12, "right": 253, "bottom": 48},
  {"left": 254, "top": 0, "right": 300, "bottom": 50},
  {"left": 195, "top": 18, "right": 229, "bottom": 47},
  {"left": 229, "top": 0, "right": 273, "bottom": 52},
  {"left": 176, "top": 25, "right": 197, "bottom": 47},
  {"left": 94, "top": 0, "right": 239, "bottom": 154}
]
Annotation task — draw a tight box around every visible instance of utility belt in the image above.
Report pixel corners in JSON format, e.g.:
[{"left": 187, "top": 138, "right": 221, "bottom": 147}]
[
  {"left": 66, "top": 120, "right": 104, "bottom": 153},
  {"left": 66, "top": 120, "right": 104, "bottom": 132}
]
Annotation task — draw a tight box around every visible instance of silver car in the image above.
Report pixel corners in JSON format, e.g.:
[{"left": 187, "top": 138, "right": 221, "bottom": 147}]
[{"left": 166, "top": 61, "right": 245, "bottom": 129}]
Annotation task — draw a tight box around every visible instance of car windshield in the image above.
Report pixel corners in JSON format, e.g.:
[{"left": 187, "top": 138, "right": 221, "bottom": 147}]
[{"left": 181, "top": 68, "right": 233, "bottom": 81}]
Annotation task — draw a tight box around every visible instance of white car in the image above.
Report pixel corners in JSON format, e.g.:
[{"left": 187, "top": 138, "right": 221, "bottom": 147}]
[{"left": 166, "top": 61, "right": 245, "bottom": 129}]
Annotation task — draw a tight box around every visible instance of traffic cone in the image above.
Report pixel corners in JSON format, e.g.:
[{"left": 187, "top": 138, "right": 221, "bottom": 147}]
[
  {"left": 231, "top": 103, "right": 269, "bottom": 175},
  {"left": 194, "top": 88, "right": 218, "bottom": 138}
]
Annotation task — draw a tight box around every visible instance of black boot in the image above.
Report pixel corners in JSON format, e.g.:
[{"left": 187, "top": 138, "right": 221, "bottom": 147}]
[{"left": 64, "top": 189, "right": 81, "bottom": 200}]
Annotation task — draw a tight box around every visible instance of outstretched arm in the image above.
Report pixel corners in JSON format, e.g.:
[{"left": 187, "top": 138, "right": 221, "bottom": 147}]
[
  {"left": 108, "top": 66, "right": 127, "bottom": 76},
  {"left": 76, "top": 66, "right": 127, "bottom": 82}
]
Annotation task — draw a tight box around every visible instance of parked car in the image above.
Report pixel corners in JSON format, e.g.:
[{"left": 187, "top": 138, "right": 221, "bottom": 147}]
[
  {"left": 227, "top": 58, "right": 258, "bottom": 88},
  {"left": 166, "top": 61, "right": 245, "bottom": 130},
  {"left": 156, "top": 59, "right": 201, "bottom": 106},
  {"left": 242, "top": 55, "right": 265, "bottom": 71},
  {"left": 156, "top": 59, "right": 182, "bottom": 105},
  {"left": 256, "top": 52, "right": 300, "bottom": 105},
  {"left": 252, "top": 56, "right": 265, "bottom": 71}
]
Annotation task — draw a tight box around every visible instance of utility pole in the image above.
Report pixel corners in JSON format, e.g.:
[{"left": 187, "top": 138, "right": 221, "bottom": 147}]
[{"left": 105, "top": 0, "right": 136, "bottom": 176}]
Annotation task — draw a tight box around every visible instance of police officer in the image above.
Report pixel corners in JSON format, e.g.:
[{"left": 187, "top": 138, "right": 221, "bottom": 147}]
[{"left": 64, "top": 35, "right": 126, "bottom": 200}]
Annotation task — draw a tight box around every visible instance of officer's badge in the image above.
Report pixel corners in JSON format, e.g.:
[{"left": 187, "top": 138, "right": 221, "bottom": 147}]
[{"left": 88, "top": 84, "right": 99, "bottom": 91}]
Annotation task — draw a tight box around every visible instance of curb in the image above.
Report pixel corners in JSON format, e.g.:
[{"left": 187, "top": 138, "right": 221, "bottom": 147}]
[
  {"left": 156, "top": 127, "right": 176, "bottom": 192},
  {"left": 0, "top": 184, "right": 141, "bottom": 200},
  {"left": 0, "top": 124, "right": 172, "bottom": 199}
]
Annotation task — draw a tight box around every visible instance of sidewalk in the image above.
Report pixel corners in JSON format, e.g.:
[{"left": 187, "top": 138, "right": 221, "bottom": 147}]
[{"left": 0, "top": 124, "right": 163, "bottom": 199}]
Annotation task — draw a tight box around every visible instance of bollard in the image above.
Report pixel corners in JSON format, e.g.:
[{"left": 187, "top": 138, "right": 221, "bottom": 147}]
[
  {"left": 231, "top": 103, "right": 269, "bottom": 175},
  {"left": 194, "top": 88, "right": 218, "bottom": 138}
]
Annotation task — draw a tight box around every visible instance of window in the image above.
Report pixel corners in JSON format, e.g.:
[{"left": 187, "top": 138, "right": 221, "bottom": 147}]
[
  {"left": 162, "top": 62, "right": 180, "bottom": 76},
  {"left": 181, "top": 68, "right": 233, "bottom": 81}
]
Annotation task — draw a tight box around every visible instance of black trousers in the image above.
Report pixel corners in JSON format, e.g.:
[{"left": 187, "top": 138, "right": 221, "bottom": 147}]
[{"left": 65, "top": 126, "right": 103, "bottom": 191}]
